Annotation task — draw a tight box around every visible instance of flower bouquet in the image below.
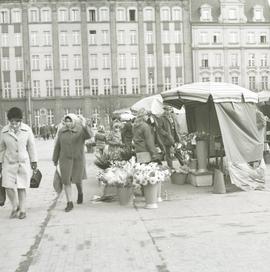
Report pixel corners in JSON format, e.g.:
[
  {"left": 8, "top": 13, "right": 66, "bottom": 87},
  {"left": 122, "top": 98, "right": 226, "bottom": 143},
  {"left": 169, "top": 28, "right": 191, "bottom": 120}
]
[
  {"left": 174, "top": 133, "right": 194, "bottom": 165},
  {"left": 171, "top": 165, "right": 190, "bottom": 185}
]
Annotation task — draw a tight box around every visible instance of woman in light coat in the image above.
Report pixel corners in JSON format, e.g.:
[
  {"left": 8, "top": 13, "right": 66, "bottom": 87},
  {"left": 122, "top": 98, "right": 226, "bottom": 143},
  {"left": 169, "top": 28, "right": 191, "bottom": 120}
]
[
  {"left": 52, "top": 114, "right": 91, "bottom": 212},
  {"left": 0, "top": 107, "right": 38, "bottom": 219}
]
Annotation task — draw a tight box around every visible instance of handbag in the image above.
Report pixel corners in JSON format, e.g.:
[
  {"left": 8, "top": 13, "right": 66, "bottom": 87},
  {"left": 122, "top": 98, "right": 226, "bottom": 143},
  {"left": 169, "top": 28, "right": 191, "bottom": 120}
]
[
  {"left": 0, "top": 173, "right": 6, "bottom": 206},
  {"left": 53, "top": 167, "right": 62, "bottom": 194},
  {"left": 30, "top": 169, "right": 42, "bottom": 188}
]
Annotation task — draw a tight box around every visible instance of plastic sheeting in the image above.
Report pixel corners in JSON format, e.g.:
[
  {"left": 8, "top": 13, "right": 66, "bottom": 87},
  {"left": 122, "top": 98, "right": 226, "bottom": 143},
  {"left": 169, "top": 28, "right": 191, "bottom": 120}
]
[{"left": 215, "top": 103, "right": 265, "bottom": 190}]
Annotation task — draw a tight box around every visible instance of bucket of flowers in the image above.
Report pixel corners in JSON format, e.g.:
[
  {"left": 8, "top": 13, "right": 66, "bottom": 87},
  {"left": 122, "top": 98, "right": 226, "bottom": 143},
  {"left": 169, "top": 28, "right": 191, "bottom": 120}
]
[{"left": 133, "top": 162, "right": 171, "bottom": 209}]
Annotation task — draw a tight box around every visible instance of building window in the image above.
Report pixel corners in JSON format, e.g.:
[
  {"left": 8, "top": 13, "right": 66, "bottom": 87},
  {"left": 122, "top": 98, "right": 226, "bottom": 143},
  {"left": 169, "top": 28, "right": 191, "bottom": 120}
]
[
  {"left": 131, "top": 54, "right": 137, "bottom": 69},
  {"left": 261, "top": 54, "right": 268, "bottom": 67},
  {"left": 44, "top": 55, "right": 52, "bottom": 70},
  {"left": 58, "top": 8, "right": 68, "bottom": 21},
  {"left": 260, "top": 34, "right": 267, "bottom": 44},
  {"left": 146, "top": 31, "right": 153, "bottom": 44},
  {"left": 201, "top": 54, "right": 209, "bottom": 68},
  {"left": 74, "top": 54, "right": 81, "bottom": 69},
  {"left": 130, "top": 30, "right": 137, "bottom": 44},
  {"left": 91, "top": 79, "right": 98, "bottom": 95},
  {"left": 43, "top": 31, "right": 51, "bottom": 46},
  {"left": 72, "top": 30, "right": 80, "bottom": 45},
  {"left": 29, "top": 9, "right": 39, "bottom": 22},
  {"left": 70, "top": 8, "right": 80, "bottom": 21},
  {"left": 46, "top": 80, "right": 53, "bottom": 96},
  {"left": 60, "top": 31, "right": 68, "bottom": 46},
  {"left": 104, "top": 78, "right": 111, "bottom": 95},
  {"left": 62, "top": 79, "right": 70, "bottom": 96},
  {"left": 2, "top": 58, "right": 9, "bottom": 71},
  {"left": 163, "top": 31, "right": 170, "bottom": 43},
  {"left": 175, "top": 54, "right": 181, "bottom": 67},
  {"left": 102, "top": 30, "right": 109, "bottom": 44},
  {"left": 34, "top": 110, "right": 40, "bottom": 127},
  {"left": 202, "top": 77, "right": 210, "bottom": 82},
  {"left": 0, "top": 10, "right": 9, "bottom": 24},
  {"left": 129, "top": 9, "right": 136, "bottom": 21},
  {"left": 47, "top": 109, "right": 54, "bottom": 125},
  {"left": 231, "top": 54, "right": 238, "bottom": 67},
  {"left": 1, "top": 34, "right": 8, "bottom": 47},
  {"left": 119, "top": 54, "right": 126, "bottom": 69},
  {"left": 175, "top": 31, "right": 181, "bottom": 43},
  {"left": 75, "top": 79, "right": 82, "bottom": 96},
  {"left": 176, "top": 77, "right": 182, "bottom": 87},
  {"left": 147, "top": 54, "right": 154, "bottom": 67},
  {"left": 100, "top": 8, "right": 109, "bottom": 21},
  {"left": 164, "top": 54, "right": 170, "bottom": 67},
  {"left": 215, "top": 54, "right": 221, "bottom": 67},
  {"left": 15, "top": 57, "right": 23, "bottom": 70},
  {"left": 32, "top": 55, "right": 40, "bottom": 70},
  {"left": 172, "top": 7, "right": 181, "bottom": 21},
  {"left": 230, "top": 32, "right": 238, "bottom": 43},
  {"left": 215, "top": 77, "right": 222, "bottom": 82},
  {"left": 144, "top": 8, "right": 154, "bottom": 21},
  {"left": 161, "top": 8, "right": 170, "bottom": 21},
  {"left": 3, "top": 82, "right": 11, "bottom": 98},
  {"left": 88, "top": 9, "right": 96, "bottom": 22},
  {"left": 120, "top": 78, "right": 127, "bottom": 94},
  {"left": 16, "top": 82, "right": 24, "bottom": 98},
  {"left": 117, "top": 8, "right": 126, "bottom": 21},
  {"left": 12, "top": 10, "right": 21, "bottom": 23},
  {"left": 118, "top": 30, "right": 125, "bottom": 44},
  {"left": 164, "top": 76, "right": 171, "bottom": 91},
  {"left": 247, "top": 32, "right": 255, "bottom": 44},
  {"left": 90, "top": 54, "right": 98, "bottom": 69},
  {"left": 200, "top": 32, "right": 208, "bottom": 44},
  {"left": 102, "top": 54, "right": 109, "bottom": 69},
  {"left": 32, "top": 80, "right": 40, "bottom": 97},
  {"left": 89, "top": 30, "right": 96, "bottom": 45},
  {"left": 228, "top": 8, "right": 237, "bottom": 20},
  {"left": 248, "top": 54, "right": 255, "bottom": 67},
  {"left": 41, "top": 9, "right": 51, "bottom": 22},
  {"left": 30, "top": 31, "right": 38, "bottom": 46},
  {"left": 132, "top": 78, "right": 139, "bottom": 94},
  {"left": 249, "top": 76, "right": 256, "bottom": 90},
  {"left": 61, "top": 55, "right": 69, "bottom": 70},
  {"left": 200, "top": 5, "right": 212, "bottom": 22},
  {"left": 261, "top": 76, "right": 268, "bottom": 90},
  {"left": 232, "top": 76, "right": 239, "bottom": 85},
  {"left": 213, "top": 33, "right": 220, "bottom": 44},
  {"left": 15, "top": 34, "right": 21, "bottom": 46},
  {"left": 253, "top": 6, "right": 264, "bottom": 22},
  {"left": 148, "top": 77, "right": 155, "bottom": 94}
]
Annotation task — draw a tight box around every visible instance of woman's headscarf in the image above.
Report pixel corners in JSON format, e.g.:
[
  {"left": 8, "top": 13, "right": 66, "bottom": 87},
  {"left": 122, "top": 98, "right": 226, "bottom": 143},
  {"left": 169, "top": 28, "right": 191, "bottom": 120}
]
[{"left": 64, "top": 113, "right": 77, "bottom": 129}]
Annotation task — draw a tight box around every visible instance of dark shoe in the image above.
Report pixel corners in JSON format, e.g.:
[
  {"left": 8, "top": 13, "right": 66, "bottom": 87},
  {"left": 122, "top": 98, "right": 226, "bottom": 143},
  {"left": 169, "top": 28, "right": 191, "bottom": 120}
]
[
  {"left": 18, "top": 212, "right": 26, "bottom": 219},
  {"left": 9, "top": 207, "right": 19, "bottom": 219},
  {"left": 65, "top": 202, "right": 74, "bottom": 212},
  {"left": 77, "top": 193, "right": 83, "bottom": 204}
]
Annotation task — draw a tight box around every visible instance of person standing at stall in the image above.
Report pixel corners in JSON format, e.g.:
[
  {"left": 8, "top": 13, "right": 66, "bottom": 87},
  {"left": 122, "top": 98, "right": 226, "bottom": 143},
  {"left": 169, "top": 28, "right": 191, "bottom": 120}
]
[
  {"left": 0, "top": 107, "right": 38, "bottom": 219},
  {"left": 52, "top": 114, "right": 91, "bottom": 212}
]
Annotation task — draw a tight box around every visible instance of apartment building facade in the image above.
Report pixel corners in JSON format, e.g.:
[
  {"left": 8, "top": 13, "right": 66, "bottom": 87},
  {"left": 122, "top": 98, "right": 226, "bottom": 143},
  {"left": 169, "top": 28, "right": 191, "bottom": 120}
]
[{"left": 0, "top": 0, "right": 191, "bottom": 126}]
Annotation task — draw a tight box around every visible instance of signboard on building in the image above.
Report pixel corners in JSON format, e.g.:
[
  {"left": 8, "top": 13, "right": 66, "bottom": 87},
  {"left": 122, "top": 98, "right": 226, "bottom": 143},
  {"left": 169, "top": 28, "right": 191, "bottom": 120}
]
[{"left": 40, "top": 108, "right": 47, "bottom": 126}]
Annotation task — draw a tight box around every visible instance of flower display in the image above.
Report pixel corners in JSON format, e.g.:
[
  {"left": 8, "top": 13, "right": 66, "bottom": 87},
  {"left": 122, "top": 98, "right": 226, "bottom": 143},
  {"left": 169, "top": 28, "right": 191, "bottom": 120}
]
[
  {"left": 133, "top": 162, "right": 171, "bottom": 186},
  {"left": 174, "top": 133, "right": 195, "bottom": 165}
]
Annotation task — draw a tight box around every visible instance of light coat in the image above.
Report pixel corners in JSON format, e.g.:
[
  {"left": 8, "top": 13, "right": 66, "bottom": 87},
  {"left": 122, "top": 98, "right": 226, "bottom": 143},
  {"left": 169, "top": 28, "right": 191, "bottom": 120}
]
[
  {"left": 0, "top": 123, "right": 37, "bottom": 189},
  {"left": 52, "top": 124, "right": 91, "bottom": 184}
]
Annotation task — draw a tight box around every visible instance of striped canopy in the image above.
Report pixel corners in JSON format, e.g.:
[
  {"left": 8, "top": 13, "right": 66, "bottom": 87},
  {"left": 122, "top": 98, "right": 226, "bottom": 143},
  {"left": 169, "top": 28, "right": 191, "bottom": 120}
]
[{"left": 161, "top": 82, "right": 258, "bottom": 108}]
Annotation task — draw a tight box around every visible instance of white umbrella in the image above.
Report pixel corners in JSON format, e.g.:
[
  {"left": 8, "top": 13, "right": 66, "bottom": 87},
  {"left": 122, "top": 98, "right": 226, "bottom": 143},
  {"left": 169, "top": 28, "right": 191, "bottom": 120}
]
[
  {"left": 131, "top": 94, "right": 164, "bottom": 115},
  {"left": 120, "top": 112, "right": 135, "bottom": 121}
]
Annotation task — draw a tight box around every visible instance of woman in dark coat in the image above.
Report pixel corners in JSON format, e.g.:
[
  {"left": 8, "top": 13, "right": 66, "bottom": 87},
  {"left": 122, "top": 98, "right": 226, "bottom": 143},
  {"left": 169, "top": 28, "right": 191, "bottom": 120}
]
[{"left": 52, "top": 114, "right": 91, "bottom": 212}]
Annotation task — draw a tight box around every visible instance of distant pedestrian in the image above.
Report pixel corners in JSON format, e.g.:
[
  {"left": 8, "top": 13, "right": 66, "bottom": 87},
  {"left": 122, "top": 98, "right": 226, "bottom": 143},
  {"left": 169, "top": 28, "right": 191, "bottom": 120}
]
[
  {"left": 0, "top": 107, "right": 38, "bottom": 219},
  {"left": 121, "top": 119, "right": 134, "bottom": 150},
  {"left": 95, "top": 125, "right": 106, "bottom": 155},
  {"left": 106, "top": 121, "right": 123, "bottom": 159},
  {"left": 52, "top": 114, "right": 91, "bottom": 212}
]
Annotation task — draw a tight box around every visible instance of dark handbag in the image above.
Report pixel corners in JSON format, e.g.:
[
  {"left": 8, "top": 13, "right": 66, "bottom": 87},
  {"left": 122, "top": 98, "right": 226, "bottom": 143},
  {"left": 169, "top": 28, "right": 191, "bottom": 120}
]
[
  {"left": 30, "top": 169, "right": 42, "bottom": 188},
  {"left": 0, "top": 174, "right": 6, "bottom": 206}
]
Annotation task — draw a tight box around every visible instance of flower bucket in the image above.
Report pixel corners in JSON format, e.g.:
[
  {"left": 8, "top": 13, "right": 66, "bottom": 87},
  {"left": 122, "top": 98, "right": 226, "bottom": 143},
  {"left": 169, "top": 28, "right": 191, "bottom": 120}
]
[
  {"left": 196, "top": 140, "right": 208, "bottom": 172},
  {"left": 118, "top": 186, "right": 133, "bottom": 206},
  {"left": 171, "top": 172, "right": 187, "bottom": 185},
  {"left": 143, "top": 183, "right": 159, "bottom": 209}
]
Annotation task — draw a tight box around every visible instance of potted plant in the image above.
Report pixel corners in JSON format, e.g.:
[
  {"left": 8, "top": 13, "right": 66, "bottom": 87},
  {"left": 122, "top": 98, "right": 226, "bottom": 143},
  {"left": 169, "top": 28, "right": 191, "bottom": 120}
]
[
  {"left": 133, "top": 163, "right": 170, "bottom": 209},
  {"left": 171, "top": 165, "right": 189, "bottom": 185}
]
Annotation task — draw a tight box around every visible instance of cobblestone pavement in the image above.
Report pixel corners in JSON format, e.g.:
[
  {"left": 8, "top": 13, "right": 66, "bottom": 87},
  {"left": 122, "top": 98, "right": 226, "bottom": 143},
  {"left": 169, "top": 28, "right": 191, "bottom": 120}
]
[{"left": 1, "top": 139, "right": 270, "bottom": 272}]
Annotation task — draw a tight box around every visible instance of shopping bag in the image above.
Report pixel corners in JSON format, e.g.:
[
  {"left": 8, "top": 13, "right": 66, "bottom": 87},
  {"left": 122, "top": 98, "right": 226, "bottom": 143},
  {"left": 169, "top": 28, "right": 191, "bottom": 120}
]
[
  {"left": 30, "top": 169, "right": 42, "bottom": 188},
  {"left": 0, "top": 174, "right": 6, "bottom": 206},
  {"left": 53, "top": 167, "right": 62, "bottom": 194}
]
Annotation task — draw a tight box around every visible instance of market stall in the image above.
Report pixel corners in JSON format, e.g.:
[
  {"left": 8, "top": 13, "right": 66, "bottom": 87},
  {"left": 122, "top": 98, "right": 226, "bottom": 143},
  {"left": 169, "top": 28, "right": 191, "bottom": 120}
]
[{"left": 161, "top": 82, "right": 265, "bottom": 191}]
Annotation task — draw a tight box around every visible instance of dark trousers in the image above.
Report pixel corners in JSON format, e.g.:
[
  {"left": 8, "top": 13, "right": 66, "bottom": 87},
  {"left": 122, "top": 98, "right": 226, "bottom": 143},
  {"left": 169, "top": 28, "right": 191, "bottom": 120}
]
[{"left": 165, "top": 145, "right": 173, "bottom": 168}]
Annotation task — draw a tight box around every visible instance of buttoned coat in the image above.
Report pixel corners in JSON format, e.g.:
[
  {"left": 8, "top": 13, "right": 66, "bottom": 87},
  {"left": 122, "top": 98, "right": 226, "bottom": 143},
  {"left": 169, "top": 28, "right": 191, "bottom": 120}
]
[
  {"left": 52, "top": 124, "right": 91, "bottom": 184},
  {"left": 0, "top": 123, "right": 37, "bottom": 189}
]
